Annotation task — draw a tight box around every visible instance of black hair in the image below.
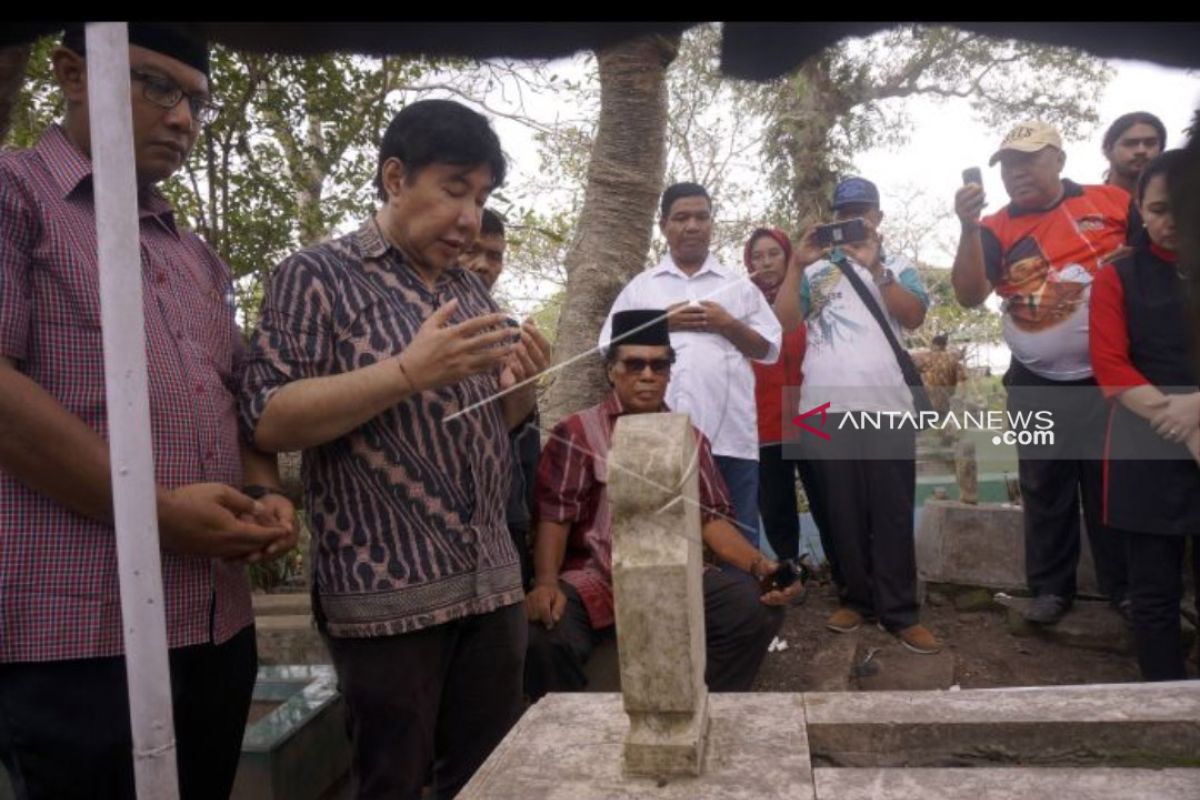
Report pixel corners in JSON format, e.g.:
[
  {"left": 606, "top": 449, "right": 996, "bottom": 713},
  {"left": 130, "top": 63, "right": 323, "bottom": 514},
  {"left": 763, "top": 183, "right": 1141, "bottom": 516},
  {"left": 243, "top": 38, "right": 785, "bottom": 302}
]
[
  {"left": 932, "top": 333, "right": 949, "bottom": 348},
  {"left": 660, "top": 182, "right": 710, "bottom": 220},
  {"left": 480, "top": 207, "right": 505, "bottom": 238},
  {"left": 1102, "top": 112, "right": 1167, "bottom": 153},
  {"left": 375, "top": 99, "right": 506, "bottom": 201},
  {"left": 1136, "top": 149, "right": 1185, "bottom": 205}
]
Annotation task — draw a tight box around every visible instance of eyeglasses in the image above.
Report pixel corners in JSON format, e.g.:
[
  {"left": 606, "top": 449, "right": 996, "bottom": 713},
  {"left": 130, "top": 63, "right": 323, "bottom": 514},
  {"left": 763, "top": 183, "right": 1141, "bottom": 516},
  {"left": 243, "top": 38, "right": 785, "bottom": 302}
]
[
  {"left": 130, "top": 69, "right": 221, "bottom": 125},
  {"left": 618, "top": 357, "right": 672, "bottom": 376}
]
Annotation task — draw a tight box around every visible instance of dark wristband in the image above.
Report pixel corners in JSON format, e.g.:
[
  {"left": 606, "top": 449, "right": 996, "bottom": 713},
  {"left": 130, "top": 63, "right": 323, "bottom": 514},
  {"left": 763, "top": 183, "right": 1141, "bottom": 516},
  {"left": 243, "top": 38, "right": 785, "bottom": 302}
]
[{"left": 243, "top": 484, "right": 287, "bottom": 500}]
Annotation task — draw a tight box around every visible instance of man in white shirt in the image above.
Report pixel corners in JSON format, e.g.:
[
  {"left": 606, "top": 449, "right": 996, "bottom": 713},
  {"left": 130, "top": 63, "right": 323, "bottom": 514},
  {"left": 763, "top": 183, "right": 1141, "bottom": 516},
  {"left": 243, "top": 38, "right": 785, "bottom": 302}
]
[{"left": 599, "top": 182, "right": 782, "bottom": 549}]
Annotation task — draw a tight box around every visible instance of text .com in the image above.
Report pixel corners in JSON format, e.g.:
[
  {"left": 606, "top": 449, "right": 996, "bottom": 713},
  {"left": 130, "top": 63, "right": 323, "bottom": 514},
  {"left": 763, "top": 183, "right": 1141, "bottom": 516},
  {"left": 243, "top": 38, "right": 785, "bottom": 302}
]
[{"left": 835, "top": 409, "right": 1056, "bottom": 446}]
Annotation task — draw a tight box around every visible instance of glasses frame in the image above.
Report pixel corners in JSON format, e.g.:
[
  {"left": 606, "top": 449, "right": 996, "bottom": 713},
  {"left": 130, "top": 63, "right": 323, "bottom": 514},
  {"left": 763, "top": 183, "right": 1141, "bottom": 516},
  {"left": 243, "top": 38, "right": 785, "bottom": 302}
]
[{"left": 129, "top": 68, "right": 221, "bottom": 125}]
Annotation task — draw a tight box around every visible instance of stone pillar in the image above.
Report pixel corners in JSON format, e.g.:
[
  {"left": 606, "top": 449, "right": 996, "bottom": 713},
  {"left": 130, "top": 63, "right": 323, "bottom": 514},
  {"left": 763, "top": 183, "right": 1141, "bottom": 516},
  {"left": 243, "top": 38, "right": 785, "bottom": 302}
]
[
  {"left": 955, "top": 438, "right": 978, "bottom": 505},
  {"left": 608, "top": 412, "right": 710, "bottom": 777}
]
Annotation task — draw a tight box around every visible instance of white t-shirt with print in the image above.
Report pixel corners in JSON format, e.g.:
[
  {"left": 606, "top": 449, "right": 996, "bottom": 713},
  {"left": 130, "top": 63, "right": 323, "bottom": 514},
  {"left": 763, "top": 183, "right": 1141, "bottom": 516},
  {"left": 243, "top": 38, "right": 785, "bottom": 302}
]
[{"left": 798, "top": 253, "right": 929, "bottom": 416}]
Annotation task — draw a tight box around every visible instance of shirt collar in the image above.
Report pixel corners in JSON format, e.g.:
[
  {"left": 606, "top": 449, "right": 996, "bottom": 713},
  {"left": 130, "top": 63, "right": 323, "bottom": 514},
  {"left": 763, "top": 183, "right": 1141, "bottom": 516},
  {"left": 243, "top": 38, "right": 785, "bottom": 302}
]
[
  {"left": 37, "top": 124, "right": 177, "bottom": 227},
  {"left": 603, "top": 390, "right": 669, "bottom": 419},
  {"left": 1006, "top": 178, "right": 1085, "bottom": 218},
  {"left": 355, "top": 216, "right": 467, "bottom": 283},
  {"left": 356, "top": 217, "right": 391, "bottom": 259},
  {"left": 1149, "top": 243, "right": 1177, "bottom": 264},
  {"left": 38, "top": 124, "right": 93, "bottom": 199},
  {"left": 649, "top": 251, "right": 727, "bottom": 279}
]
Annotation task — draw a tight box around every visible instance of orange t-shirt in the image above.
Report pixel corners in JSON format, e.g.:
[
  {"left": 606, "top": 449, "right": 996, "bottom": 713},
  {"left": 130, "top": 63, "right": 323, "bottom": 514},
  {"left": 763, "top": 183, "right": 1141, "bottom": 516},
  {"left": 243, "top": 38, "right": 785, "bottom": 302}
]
[{"left": 980, "top": 180, "right": 1129, "bottom": 380}]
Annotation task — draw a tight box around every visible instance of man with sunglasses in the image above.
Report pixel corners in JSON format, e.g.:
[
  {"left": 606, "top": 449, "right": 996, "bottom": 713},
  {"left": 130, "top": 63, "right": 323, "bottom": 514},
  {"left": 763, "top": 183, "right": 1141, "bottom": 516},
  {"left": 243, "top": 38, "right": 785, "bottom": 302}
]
[
  {"left": 524, "top": 309, "right": 800, "bottom": 700},
  {"left": 600, "top": 183, "right": 782, "bottom": 549},
  {"left": 0, "top": 25, "right": 294, "bottom": 799}
]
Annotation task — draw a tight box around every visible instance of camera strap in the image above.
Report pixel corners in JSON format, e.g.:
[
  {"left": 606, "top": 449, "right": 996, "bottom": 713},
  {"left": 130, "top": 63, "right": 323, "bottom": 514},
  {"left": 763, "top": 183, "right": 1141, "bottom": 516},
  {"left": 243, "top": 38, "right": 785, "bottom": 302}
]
[{"left": 830, "top": 253, "right": 934, "bottom": 415}]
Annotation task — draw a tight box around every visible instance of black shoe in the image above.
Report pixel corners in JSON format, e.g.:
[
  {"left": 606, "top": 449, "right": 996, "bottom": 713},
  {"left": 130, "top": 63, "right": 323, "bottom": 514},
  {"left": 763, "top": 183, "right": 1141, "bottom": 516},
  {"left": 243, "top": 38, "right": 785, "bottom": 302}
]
[{"left": 1024, "top": 594, "right": 1071, "bottom": 625}]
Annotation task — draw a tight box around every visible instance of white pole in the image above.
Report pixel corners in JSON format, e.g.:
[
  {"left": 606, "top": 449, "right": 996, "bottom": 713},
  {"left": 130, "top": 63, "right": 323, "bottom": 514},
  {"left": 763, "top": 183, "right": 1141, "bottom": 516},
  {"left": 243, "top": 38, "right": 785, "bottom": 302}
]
[{"left": 85, "top": 22, "right": 180, "bottom": 800}]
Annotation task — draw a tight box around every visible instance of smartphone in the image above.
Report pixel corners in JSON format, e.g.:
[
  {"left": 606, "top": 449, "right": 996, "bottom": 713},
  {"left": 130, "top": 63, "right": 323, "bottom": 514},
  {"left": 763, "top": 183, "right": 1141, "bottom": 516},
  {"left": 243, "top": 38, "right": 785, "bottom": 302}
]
[
  {"left": 962, "top": 167, "right": 983, "bottom": 186},
  {"left": 759, "top": 561, "right": 799, "bottom": 594},
  {"left": 814, "top": 218, "right": 867, "bottom": 248}
]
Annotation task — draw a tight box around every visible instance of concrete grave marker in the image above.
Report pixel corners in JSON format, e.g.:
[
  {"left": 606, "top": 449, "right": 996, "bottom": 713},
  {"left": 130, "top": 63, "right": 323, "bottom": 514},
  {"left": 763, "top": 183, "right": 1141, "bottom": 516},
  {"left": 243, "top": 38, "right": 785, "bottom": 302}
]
[{"left": 607, "top": 412, "right": 710, "bottom": 777}]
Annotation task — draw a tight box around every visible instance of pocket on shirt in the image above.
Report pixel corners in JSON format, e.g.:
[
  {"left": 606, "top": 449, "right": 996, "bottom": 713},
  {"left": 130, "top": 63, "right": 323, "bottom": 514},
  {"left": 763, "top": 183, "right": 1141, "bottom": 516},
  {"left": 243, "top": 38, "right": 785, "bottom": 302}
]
[
  {"left": 31, "top": 271, "right": 103, "bottom": 332},
  {"left": 194, "top": 290, "right": 238, "bottom": 376},
  {"left": 338, "top": 296, "right": 419, "bottom": 371}
]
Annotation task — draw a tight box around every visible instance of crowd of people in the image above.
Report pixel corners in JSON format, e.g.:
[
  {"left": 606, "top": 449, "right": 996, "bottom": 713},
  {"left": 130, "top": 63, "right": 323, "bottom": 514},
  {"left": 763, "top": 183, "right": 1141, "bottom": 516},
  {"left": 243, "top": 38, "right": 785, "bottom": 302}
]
[{"left": 0, "top": 24, "right": 1196, "bottom": 800}]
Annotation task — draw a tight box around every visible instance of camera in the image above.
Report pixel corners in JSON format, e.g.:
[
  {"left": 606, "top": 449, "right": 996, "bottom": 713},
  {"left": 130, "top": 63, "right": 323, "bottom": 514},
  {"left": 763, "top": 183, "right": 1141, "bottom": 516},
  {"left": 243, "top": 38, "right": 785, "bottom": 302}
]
[
  {"left": 814, "top": 218, "right": 867, "bottom": 247},
  {"left": 759, "top": 560, "right": 799, "bottom": 593},
  {"left": 962, "top": 167, "right": 983, "bottom": 186}
]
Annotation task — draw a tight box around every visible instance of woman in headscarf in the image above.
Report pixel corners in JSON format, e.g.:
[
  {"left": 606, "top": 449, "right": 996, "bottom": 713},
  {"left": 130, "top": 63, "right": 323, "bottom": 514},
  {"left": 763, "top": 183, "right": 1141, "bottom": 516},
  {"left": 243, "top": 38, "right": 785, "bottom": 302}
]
[{"left": 745, "top": 228, "right": 825, "bottom": 593}]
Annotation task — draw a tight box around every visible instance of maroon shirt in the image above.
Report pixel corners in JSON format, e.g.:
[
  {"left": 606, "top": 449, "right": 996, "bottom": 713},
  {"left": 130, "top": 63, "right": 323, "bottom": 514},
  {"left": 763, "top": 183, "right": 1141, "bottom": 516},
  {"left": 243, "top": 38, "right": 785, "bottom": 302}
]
[
  {"left": 535, "top": 392, "right": 734, "bottom": 629},
  {"left": 0, "top": 125, "right": 252, "bottom": 662}
]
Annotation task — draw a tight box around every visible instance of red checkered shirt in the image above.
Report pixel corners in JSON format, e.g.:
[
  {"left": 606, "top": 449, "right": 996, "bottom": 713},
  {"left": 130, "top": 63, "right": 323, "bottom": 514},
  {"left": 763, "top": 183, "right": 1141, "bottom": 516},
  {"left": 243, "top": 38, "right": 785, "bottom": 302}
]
[
  {"left": 0, "top": 125, "right": 253, "bottom": 663},
  {"left": 535, "top": 392, "right": 734, "bottom": 630}
]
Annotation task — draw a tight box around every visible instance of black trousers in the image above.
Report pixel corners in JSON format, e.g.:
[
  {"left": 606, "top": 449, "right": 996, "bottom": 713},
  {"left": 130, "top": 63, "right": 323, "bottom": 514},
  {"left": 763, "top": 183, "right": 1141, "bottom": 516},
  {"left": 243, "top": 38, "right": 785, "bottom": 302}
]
[
  {"left": 524, "top": 570, "right": 782, "bottom": 700},
  {"left": 507, "top": 522, "right": 534, "bottom": 589},
  {"left": 759, "top": 444, "right": 802, "bottom": 561},
  {"left": 759, "top": 444, "right": 839, "bottom": 583},
  {"left": 802, "top": 423, "right": 919, "bottom": 631},
  {"left": 324, "top": 603, "right": 526, "bottom": 800},
  {"left": 1006, "top": 361, "right": 1128, "bottom": 601},
  {"left": 0, "top": 625, "right": 257, "bottom": 800},
  {"left": 1122, "top": 530, "right": 1199, "bottom": 681}
]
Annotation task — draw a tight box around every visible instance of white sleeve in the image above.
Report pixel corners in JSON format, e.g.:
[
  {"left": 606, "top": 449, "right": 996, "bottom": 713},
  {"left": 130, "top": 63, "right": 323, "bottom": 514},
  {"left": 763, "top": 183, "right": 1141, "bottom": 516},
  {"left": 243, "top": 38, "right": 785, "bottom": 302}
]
[{"left": 744, "top": 283, "right": 782, "bottom": 364}]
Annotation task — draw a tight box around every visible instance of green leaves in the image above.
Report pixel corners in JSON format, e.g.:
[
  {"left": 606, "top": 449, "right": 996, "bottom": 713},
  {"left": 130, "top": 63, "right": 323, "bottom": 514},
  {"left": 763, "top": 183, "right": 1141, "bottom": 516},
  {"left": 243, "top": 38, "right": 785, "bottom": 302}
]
[{"left": 757, "top": 25, "right": 1110, "bottom": 228}]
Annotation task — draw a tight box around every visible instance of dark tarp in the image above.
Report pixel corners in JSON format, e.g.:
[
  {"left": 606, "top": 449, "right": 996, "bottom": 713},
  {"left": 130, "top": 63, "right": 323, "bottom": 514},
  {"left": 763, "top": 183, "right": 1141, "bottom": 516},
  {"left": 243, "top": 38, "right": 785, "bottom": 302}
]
[{"left": 3, "top": 21, "right": 1200, "bottom": 77}]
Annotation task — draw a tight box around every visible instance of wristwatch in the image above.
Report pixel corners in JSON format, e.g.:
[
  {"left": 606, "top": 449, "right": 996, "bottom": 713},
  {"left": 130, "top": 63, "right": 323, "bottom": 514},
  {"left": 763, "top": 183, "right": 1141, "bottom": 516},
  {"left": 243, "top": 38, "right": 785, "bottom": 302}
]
[
  {"left": 243, "top": 484, "right": 287, "bottom": 500},
  {"left": 874, "top": 268, "right": 896, "bottom": 287}
]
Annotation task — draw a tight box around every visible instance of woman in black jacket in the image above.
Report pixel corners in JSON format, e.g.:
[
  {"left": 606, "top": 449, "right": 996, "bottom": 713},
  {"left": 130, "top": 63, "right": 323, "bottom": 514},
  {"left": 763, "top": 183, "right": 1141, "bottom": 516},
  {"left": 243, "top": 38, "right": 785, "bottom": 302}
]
[{"left": 1089, "top": 149, "right": 1199, "bottom": 681}]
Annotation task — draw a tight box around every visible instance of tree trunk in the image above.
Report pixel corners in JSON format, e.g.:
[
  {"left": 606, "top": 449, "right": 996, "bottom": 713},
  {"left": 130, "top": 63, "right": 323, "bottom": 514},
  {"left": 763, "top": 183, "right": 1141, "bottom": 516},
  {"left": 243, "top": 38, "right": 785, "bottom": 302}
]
[
  {"left": 297, "top": 112, "right": 329, "bottom": 246},
  {"left": 774, "top": 56, "right": 847, "bottom": 228},
  {"left": 0, "top": 44, "right": 31, "bottom": 144},
  {"left": 541, "top": 34, "right": 680, "bottom": 431}
]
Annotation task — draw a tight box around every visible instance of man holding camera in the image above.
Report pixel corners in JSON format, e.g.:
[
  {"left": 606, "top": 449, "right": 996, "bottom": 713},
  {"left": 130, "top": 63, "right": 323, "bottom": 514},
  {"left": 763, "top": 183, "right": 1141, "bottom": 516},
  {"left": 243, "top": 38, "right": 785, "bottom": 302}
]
[
  {"left": 773, "top": 177, "right": 940, "bottom": 654},
  {"left": 525, "top": 309, "right": 799, "bottom": 699},
  {"left": 951, "top": 121, "right": 1130, "bottom": 627}
]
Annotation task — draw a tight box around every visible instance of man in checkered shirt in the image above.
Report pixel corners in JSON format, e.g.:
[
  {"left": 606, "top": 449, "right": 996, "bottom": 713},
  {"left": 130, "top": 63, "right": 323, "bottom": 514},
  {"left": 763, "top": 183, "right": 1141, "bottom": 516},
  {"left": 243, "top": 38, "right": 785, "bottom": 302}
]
[{"left": 0, "top": 25, "right": 296, "bottom": 800}]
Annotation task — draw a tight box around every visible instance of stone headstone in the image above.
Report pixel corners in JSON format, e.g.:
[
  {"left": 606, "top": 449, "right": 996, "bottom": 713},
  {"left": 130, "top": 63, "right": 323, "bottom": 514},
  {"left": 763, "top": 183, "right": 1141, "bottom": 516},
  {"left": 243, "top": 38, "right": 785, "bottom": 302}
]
[
  {"left": 608, "top": 412, "right": 710, "bottom": 777},
  {"left": 916, "top": 501, "right": 1100, "bottom": 595}
]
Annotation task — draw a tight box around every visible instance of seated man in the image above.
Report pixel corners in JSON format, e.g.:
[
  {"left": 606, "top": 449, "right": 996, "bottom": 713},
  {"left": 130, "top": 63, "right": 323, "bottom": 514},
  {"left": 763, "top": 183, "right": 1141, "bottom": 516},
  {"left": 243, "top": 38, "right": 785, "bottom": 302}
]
[{"left": 524, "top": 309, "right": 801, "bottom": 700}]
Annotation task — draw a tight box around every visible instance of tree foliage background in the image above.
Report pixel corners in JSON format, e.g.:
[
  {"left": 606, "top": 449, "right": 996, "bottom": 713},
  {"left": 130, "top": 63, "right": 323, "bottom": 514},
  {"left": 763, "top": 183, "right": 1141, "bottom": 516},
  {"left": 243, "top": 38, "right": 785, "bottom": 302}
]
[{"left": 6, "top": 23, "right": 1109, "bottom": 373}]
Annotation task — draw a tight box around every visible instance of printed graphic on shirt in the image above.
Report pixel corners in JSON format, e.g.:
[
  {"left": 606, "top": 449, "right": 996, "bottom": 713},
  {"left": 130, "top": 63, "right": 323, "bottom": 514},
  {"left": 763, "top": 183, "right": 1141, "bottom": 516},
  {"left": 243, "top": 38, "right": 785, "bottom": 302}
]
[
  {"left": 805, "top": 265, "right": 867, "bottom": 351},
  {"left": 998, "top": 235, "right": 1091, "bottom": 334}
]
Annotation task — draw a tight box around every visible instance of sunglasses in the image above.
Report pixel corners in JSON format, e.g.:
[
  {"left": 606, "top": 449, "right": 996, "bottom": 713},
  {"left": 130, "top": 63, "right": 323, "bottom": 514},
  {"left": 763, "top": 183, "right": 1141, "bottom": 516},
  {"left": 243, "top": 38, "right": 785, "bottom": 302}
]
[{"left": 618, "top": 357, "right": 672, "bottom": 376}]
